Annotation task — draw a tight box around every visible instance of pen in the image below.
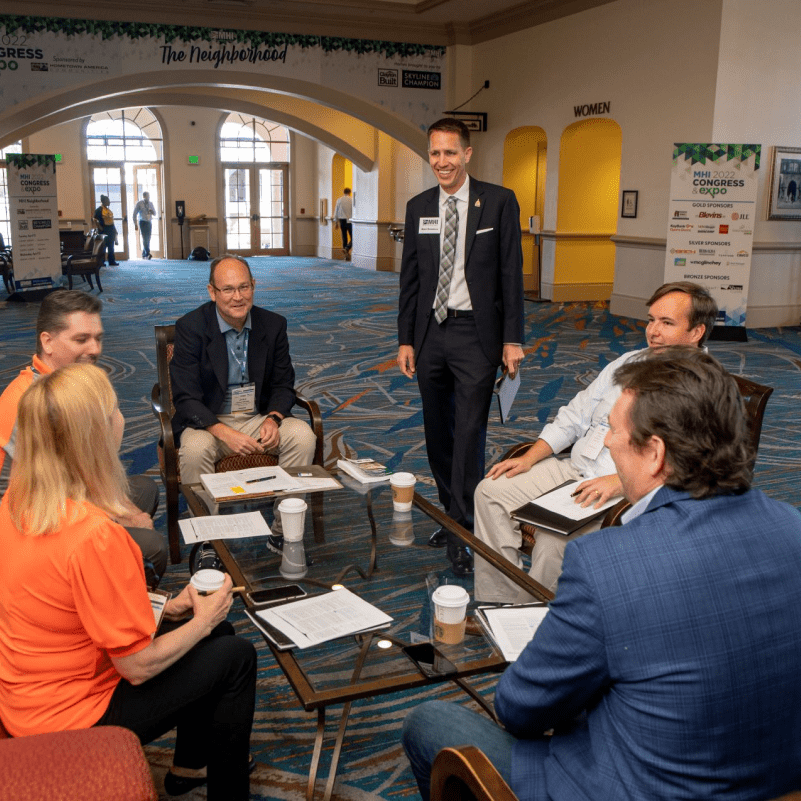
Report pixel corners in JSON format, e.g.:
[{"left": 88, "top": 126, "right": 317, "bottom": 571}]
[
  {"left": 246, "top": 475, "right": 277, "bottom": 484},
  {"left": 570, "top": 489, "right": 581, "bottom": 497}
]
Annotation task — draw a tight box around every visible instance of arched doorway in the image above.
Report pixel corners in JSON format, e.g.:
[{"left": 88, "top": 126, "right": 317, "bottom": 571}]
[
  {"left": 331, "top": 154, "right": 353, "bottom": 258},
  {"left": 503, "top": 127, "right": 547, "bottom": 295},
  {"left": 553, "top": 118, "right": 622, "bottom": 301},
  {"left": 219, "top": 114, "right": 291, "bottom": 256},
  {"left": 86, "top": 108, "right": 164, "bottom": 260}
]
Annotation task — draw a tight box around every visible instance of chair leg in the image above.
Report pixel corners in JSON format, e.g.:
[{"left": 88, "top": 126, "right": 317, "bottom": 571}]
[
  {"left": 95, "top": 271, "right": 102, "bottom": 293},
  {"left": 67, "top": 273, "right": 74, "bottom": 289},
  {"left": 165, "top": 477, "right": 182, "bottom": 564},
  {"left": 86, "top": 274, "right": 94, "bottom": 290}
]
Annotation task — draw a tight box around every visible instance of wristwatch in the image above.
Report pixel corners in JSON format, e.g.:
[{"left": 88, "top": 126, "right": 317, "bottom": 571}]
[{"left": 266, "top": 413, "right": 283, "bottom": 427}]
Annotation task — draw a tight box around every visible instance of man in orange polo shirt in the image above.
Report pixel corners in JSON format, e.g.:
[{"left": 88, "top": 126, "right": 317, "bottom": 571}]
[{"left": 0, "top": 290, "right": 167, "bottom": 583}]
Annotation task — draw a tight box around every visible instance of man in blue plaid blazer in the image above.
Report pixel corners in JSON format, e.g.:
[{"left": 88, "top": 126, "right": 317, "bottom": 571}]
[{"left": 403, "top": 348, "right": 801, "bottom": 801}]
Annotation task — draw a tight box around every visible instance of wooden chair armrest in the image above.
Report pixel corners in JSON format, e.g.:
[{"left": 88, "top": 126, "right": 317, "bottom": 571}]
[
  {"left": 601, "top": 498, "right": 630, "bottom": 528},
  {"left": 295, "top": 392, "right": 324, "bottom": 466},
  {"left": 150, "top": 382, "right": 178, "bottom": 470},
  {"left": 501, "top": 441, "right": 538, "bottom": 461},
  {"left": 431, "top": 745, "right": 519, "bottom": 801}
]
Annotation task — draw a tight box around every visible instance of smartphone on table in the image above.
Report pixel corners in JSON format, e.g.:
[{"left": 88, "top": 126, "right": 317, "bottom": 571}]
[
  {"left": 248, "top": 585, "right": 307, "bottom": 605},
  {"left": 402, "top": 642, "right": 458, "bottom": 677}
]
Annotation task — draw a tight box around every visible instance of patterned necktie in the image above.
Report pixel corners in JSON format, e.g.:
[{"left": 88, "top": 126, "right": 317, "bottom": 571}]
[{"left": 434, "top": 197, "right": 459, "bottom": 324}]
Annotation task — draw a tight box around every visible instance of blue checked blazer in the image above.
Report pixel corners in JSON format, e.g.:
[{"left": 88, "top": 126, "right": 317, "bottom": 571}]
[{"left": 495, "top": 486, "right": 801, "bottom": 801}]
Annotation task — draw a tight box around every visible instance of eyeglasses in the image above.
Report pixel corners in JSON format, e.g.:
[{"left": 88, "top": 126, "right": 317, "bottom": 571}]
[{"left": 212, "top": 282, "right": 254, "bottom": 298}]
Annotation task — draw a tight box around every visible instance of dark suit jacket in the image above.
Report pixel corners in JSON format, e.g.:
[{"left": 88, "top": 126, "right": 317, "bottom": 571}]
[
  {"left": 397, "top": 177, "right": 524, "bottom": 364},
  {"left": 170, "top": 301, "right": 297, "bottom": 441},
  {"left": 495, "top": 486, "right": 801, "bottom": 801}
]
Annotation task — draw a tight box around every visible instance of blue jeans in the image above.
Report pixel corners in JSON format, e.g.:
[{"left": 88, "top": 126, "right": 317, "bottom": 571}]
[{"left": 402, "top": 701, "right": 518, "bottom": 800}]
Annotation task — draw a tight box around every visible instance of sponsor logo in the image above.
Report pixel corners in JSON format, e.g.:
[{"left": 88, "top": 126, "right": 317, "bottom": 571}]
[
  {"left": 31, "top": 62, "right": 48, "bottom": 71},
  {"left": 18, "top": 220, "right": 28, "bottom": 230},
  {"left": 737, "top": 250, "right": 749, "bottom": 257},
  {"left": 731, "top": 212, "right": 749, "bottom": 220},
  {"left": 670, "top": 224, "right": 693, "bottom": 231},
  {"left": 674, "top": 258, "right": 686, "bottom": 266},
  {"left": 402, "top": 70, "right": 441, "bottom": 90},
  {"left": 718, "top": 225, "right": 729, "bottom": 234},
  {"left": 670, "top": 248, "right": 696, "bottom": 254},
  {"left": 697, "top": 226, "right": 717, "bottom": 233},
  {"left": 378, "top": 69, "right": 398, "bottom": 87},
  {"left": 32, "top": 219, "right": 51, "bottom": 229},
  {"left": 698, "top": 212, "right": 722, "bottom": 218},
  {"left": 673, "top": 210, "right": 688, "bottom": 219},
  {"left": 699, "top": 249, "right": 715, "bottom": 255},
  {"left": 724, "top": 284, "right": 744, "bottom": 291}
]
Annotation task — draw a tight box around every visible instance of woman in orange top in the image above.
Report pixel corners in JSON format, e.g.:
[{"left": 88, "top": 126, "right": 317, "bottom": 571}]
[{"left": 0, "top": 364, "right": 256, "bottom": 800}]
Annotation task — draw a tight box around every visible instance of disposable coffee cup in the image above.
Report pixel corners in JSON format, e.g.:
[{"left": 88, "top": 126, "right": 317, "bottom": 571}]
[
  {"left": 390, "top": 510, "right": 414, "bottom": 547},
  {"left": 390, "top": 472, "right": 416, "bottom": 512},
  {"left": 190, "top": 568, "right": 226, "bottom": 596},
  {"left": 278, "top": 497, "right": 307, "bottom": 542},
  {"left": 432, "top": 584, "right": 469, "bottom": 645},
  {"left": 280, "top": 540, "right": 308, "bottom": 580}
]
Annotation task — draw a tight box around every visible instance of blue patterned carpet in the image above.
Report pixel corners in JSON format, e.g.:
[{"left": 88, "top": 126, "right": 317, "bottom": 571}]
[{"left": 2, "top": 257, "right": 801, "bottom": 799}]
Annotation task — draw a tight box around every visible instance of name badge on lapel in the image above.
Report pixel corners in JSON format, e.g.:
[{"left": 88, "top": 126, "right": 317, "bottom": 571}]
[{"left": 419, "top": 217, "right": 441, "bottom": 234}]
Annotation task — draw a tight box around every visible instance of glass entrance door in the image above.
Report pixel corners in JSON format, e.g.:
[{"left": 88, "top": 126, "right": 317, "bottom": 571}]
[
  {"left": 91, "top": 165, "right": 128, "bottom": 260},
  {"left": 132, "top": 164, "right": 162, "bottom": 258},
  {"left": 224, "top": 164, "right": 288, "bottom": 255}
]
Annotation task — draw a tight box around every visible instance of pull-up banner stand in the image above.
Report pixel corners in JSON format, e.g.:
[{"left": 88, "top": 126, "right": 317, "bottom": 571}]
[
  {"left": 6, "top": 154, "right": 60, "bottom": 302},
  {"left": 664, "top": 143, "right": 760, "bottom": 342}
]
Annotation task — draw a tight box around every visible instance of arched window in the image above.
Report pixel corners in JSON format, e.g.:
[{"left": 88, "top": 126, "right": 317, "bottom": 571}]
[
  {"left": 219, "top": 114, "right": 290, "bottom": 255},
  {"left": 86, "top": 108, "right": 164, "bottom": 260}
]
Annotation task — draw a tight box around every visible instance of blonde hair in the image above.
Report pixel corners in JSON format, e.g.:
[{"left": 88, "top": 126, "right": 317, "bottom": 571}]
[{"left": 7, "top": 363, "right": 130, "bottom": 535}]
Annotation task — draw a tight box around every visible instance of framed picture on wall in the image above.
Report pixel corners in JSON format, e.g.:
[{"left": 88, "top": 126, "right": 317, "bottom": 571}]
[
  {"left": 621, "top": 190, "right": 638, "bottom": 218},
  {"left": 768, "top": 146, "right": 801, "bottom": 220}
]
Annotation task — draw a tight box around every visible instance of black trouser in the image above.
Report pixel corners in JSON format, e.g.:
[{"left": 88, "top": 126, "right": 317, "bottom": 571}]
[
  {"left": 100, "top": 226, "right": 117, "bottom": 264},
  {"left": 95, "top": 621, "right": 257, "bottom": 801},
  {"left": 139, "top": 220, "right": 152, "bottom": 256},
  {"left": 415, "top": 314, "right": 497, "bottom": 535},
  {"left": 338, "top": 218, "right": 352, "bottom": 249}
]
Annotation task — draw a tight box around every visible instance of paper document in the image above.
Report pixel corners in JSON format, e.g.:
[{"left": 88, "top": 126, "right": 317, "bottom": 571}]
[
  {"left": 257, "top": 587, "right": 393, "bottom": 649},
  {"left": 531, "top": 480, "right": 618, "bottom": 521},
  {"left": 495, "top": 369, "right": 521, "bottom": 424},
  {"left": 200, "top": 465, "right": 302, "bottom": 501},
  {"left": 479, "top": 605, "right": 549, "bottom": 662},
  {"left": 178, "top": 511, "right": 271, "bottom": 544}
]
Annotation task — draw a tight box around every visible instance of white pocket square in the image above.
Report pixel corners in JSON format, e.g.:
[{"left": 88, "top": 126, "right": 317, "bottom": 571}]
[{"left": 476, "top": 227, "right": 494, "bottom": 235}]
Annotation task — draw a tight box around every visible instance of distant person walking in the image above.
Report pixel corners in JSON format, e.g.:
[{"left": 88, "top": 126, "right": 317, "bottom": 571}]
[
  {"left": 133, "top": 191, "right": 157, "bottom": 259},
  {"left": 93, "top": 194, "right": 118, "bottom": 266},
  {"left": 334, "top": 188, "right": 353, "bottom": 258}
]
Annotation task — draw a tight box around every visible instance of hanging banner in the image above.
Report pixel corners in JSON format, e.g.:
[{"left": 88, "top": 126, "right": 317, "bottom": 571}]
[
  {"left": 0, "top": 17, "right": 445, "bottom": 136},
  {"left": 6, "top": 154, "right": 60, "bottom": 293},
  {"left": 664, "top": 143, "right": 760, "bottom": 328}
]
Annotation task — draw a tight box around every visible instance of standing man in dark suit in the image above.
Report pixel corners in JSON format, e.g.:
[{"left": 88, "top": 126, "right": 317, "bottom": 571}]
[
  {"left": 397, "top": 118, "right": 524, "bottom": 575},
  {"left": 170, "top": 255, "right": 316, "bottom": 544}
]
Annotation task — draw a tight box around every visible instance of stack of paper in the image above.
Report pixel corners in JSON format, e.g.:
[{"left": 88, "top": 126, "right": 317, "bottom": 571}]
[
  {"left": 200, "top": 465, "right": 302, "bottom": 502},
  {"left": 336, "top": 457, "right": 391, "bottom": 484},
  {"left": 476, "top": 604, "right": 549, "bottom": 662},
  {"left": 253, "top": 587, "right": 393, "bottom": 649}
]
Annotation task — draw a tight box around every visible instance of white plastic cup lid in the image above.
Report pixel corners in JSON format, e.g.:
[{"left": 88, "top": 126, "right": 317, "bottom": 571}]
[
  {"left": 191, "top": 569, "right": 225, "bottom": 592},
  {"left": 390, "top": 472, "right": 416, "bottom": 486},
  {"left": 278, "top": 497, "right": 307, "bottom": 513},
  {"left": 431, "top": 584, "right": 469, "bottom": 608}
]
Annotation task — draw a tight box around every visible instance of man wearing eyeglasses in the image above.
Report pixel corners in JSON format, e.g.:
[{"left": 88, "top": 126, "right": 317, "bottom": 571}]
[{"left": 170, "top": 255, "right": 316, "bottom": 497}]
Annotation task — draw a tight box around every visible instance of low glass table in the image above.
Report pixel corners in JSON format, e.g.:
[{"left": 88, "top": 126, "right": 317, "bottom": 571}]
[{"left": 181, "top": 466, "right": 551, "bottom": 800}]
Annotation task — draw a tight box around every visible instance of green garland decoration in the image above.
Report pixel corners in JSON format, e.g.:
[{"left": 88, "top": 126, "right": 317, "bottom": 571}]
[
  {"left": 6, "top": 153, "right": 55, "bottom": 169},
  {"left": 0, "top": 15, "right": 445, "bottom": 59}
]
